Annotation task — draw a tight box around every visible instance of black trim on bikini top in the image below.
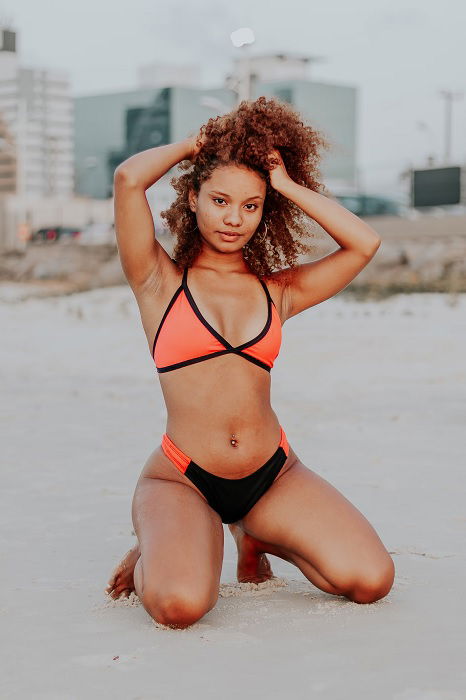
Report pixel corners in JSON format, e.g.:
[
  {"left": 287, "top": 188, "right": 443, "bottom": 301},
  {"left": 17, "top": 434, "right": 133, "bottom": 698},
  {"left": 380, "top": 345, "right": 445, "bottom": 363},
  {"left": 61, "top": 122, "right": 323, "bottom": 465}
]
[{"left": 151, "top": 266, "right": 277, "bottom": 373}]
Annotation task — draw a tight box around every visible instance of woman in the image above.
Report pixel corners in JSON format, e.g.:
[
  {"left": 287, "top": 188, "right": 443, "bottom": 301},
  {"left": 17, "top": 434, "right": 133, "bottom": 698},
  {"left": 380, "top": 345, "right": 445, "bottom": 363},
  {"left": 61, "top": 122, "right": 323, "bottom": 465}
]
[{"left": 105, "top": 97, "right": 394, "bottom": 629}]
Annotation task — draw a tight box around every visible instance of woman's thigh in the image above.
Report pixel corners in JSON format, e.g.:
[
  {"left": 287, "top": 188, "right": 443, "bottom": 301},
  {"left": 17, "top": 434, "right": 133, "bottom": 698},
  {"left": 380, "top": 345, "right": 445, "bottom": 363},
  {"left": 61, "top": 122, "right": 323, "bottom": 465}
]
[
  {"left": 131, "top": 474, "right": 224, "bottom": 625},
  {"left": 240, "top": 457, "right": 395, "bottom": 602}
]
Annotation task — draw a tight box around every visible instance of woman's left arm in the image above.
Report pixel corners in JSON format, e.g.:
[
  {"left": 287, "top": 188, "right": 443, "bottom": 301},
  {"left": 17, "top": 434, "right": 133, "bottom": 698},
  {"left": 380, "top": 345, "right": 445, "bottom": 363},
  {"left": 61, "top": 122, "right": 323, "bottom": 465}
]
[{"left": 268, "top": 150, "right": 381, "bottom": 319}]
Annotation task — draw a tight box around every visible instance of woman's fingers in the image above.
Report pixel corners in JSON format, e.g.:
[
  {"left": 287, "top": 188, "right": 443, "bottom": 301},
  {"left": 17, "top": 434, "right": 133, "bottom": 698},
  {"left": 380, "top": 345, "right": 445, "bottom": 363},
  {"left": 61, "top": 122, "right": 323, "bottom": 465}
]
[
  {"left": 267, "top": 148, "right": 283, "bottom": 169},
  {"left": 192, "top": 126, "right": 207, "bottom": 158}
]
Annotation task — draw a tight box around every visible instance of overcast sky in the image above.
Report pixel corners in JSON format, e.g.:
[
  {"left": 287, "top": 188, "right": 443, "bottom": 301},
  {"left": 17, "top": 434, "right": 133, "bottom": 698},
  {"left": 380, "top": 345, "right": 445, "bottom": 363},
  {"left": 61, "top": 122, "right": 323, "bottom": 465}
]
[{"left": 2, "top": 0, "right": 465, "bottom": 196}]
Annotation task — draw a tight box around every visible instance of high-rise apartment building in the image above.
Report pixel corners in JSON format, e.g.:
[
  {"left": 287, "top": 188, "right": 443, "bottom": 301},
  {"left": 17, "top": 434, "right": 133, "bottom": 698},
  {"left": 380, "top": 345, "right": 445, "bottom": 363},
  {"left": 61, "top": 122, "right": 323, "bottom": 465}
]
[{"left": 0, "top": 26, "right": 74, "bottom": 196}]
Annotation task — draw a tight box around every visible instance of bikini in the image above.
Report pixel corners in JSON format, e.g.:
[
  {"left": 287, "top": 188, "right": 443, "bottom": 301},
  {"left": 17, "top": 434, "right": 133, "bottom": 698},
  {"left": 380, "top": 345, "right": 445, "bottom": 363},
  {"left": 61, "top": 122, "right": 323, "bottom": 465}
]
[{"left": 151, "top": 265, "right": 289, "bottom": 524}]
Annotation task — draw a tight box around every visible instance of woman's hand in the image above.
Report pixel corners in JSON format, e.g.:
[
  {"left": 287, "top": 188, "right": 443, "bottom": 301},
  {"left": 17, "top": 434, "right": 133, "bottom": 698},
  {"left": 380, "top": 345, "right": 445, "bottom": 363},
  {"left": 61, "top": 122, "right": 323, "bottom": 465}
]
[
  {"left": 186, "top": 126, "right": 207, "bottom": 161},
  {"left": 266, "top": 148, "right": 292, "bottom": 191}
]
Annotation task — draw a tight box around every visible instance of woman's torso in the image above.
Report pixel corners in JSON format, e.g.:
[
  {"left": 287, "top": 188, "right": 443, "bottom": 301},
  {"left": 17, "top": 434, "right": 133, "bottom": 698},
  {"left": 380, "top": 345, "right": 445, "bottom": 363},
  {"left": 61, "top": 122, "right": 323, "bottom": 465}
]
[{"left": 134, "top": 261, "right": 288, "bottom": 480}]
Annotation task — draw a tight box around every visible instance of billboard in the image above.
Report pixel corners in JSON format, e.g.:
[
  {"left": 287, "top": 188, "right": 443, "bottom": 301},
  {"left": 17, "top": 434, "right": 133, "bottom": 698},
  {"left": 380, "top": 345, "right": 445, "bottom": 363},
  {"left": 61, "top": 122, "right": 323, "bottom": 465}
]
[{"left": 411, "top": 166, "right": 462, "bottom": 207}]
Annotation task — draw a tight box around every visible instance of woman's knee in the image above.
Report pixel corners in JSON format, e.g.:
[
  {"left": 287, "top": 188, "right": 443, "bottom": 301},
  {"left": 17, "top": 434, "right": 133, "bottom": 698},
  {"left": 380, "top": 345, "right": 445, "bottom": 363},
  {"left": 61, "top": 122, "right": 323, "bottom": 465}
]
[
  {"left": 141, "top": 587, "right": 217, "bottom": 628},
  {"left": 345, "top": 555, "right": 395, "bottom": 604}
]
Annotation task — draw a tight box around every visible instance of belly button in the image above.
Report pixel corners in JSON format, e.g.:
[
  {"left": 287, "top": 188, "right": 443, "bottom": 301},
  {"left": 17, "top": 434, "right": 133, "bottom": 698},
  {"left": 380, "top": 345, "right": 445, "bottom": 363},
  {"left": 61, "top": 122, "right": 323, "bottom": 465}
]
[{"left": 230, "top": 433, "right": 239, "bottom": 448}]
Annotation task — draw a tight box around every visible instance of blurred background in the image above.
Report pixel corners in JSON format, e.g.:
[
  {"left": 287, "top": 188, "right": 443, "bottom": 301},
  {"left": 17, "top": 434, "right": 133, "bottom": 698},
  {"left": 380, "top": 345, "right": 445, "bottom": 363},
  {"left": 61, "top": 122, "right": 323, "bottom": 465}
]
[
  {"left": 0, "top": 0, "right": 465, "bottom": 297},
  {"left": 3, "top": 5, "right": 466, "bottom": 694}
]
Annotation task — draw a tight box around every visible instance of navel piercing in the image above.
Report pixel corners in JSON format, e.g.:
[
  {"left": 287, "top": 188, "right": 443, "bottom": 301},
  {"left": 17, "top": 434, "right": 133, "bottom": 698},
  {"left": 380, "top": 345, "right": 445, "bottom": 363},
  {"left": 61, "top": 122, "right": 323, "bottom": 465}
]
[{"left": 230, "top": 433, "right": 239, "bottom": 447}]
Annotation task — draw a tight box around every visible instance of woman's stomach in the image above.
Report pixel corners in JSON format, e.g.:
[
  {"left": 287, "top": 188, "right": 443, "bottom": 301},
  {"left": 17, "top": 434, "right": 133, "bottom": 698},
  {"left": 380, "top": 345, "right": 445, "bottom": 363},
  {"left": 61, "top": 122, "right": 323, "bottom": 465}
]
[{"left": 158, "top": 358, "right": 282, "bottom": 476}]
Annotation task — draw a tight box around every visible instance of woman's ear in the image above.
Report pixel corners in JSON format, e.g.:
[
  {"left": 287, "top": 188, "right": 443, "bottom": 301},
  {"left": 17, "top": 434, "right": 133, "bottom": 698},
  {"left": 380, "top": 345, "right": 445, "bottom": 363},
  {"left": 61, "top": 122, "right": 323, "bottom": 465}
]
[{"left": 188, "top": 188, "right": 197, "bottom": 213}]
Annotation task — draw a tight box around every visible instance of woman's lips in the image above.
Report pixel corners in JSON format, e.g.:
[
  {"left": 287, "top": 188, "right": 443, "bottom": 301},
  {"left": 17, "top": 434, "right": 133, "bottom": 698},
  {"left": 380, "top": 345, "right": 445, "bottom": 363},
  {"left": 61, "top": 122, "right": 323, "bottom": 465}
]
[{"left": 218, "top": 231, "right": 241, "bottom": 241}]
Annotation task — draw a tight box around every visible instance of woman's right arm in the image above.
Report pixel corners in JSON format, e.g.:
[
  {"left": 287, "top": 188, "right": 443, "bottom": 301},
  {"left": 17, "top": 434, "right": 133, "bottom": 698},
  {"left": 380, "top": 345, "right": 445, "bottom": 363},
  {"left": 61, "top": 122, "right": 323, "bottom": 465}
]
[{"left": 113, "top": 138, "right": 193, "bottom": 290}]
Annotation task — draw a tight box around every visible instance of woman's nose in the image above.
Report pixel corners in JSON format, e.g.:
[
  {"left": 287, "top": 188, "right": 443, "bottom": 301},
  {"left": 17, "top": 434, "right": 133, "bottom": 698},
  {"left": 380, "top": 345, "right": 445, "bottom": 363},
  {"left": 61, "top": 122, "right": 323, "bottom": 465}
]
[{"left": 223, "top": 209, "right": 243, "bottom": 226}]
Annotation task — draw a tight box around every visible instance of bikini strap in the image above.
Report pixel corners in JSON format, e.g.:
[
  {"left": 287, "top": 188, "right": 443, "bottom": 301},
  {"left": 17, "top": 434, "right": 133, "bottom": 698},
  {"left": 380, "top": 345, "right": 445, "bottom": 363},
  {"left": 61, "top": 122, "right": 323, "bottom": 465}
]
[{"left": 259, "top": 277, "right": 273, "bottom": 304}]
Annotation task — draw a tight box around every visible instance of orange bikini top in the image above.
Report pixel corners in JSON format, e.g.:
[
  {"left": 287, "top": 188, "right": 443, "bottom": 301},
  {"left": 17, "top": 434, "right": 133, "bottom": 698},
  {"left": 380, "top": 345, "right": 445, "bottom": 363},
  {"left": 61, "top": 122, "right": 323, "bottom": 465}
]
[{"left": 152, "top": 266, "right": 282, "bottom": 374}]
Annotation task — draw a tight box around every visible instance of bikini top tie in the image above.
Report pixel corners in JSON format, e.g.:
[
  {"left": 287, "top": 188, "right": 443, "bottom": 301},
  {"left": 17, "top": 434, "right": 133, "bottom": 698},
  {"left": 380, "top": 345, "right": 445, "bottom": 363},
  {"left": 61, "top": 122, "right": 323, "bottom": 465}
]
[{"left": 152, "top": 266, "right": 282, "bottom": 374}]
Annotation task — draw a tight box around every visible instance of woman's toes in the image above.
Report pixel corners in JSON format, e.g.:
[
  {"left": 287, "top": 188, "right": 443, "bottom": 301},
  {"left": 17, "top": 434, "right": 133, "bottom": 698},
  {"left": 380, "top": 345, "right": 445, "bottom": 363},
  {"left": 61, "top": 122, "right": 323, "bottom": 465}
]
[
  {"left": 105, "top": 576, "right": 120, "bottom": 596},
  {"left": 113, "top": 586, "right": 131, "bottom": 600},
  {"left": 104, "top": 547, "right": 139, "bottom": 598}
]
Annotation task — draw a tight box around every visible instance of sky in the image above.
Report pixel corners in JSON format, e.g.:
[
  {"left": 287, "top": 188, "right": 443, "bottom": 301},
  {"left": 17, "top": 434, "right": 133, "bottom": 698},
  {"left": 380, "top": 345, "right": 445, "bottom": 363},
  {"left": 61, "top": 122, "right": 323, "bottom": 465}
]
[{"left": 1, "top": 0, "right": 465, "bottom": 196}]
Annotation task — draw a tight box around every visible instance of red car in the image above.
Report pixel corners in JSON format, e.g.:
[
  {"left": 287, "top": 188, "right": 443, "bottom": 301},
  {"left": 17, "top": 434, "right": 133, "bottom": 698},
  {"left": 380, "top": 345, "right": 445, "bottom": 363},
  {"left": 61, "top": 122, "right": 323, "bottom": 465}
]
[{"left": 31, "top": 226, "right": 81, "bottom": 242}]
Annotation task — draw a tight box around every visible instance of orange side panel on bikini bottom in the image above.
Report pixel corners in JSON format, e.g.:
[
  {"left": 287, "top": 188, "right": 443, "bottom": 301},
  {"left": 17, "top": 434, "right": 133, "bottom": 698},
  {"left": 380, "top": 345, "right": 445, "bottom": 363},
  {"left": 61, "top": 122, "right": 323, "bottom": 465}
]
[
  {"left": 279, "top": 426, "right": 289, "bottom": 457},
  {"left": 161, "top": 433, "right": 191, "bottom": 474}
]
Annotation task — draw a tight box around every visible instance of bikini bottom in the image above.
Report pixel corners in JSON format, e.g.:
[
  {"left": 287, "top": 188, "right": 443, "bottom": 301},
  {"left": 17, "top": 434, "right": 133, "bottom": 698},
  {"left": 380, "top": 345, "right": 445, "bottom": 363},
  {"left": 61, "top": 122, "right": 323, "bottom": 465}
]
[{"left": 160, "top": 426, "right": 290, "bottom": 524}]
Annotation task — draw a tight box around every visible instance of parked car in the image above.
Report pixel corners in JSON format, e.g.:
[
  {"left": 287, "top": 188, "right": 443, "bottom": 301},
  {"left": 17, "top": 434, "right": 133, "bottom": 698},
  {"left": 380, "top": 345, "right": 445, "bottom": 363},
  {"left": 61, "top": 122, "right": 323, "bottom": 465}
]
[
  {"left": 334, "top": 194, "right": 402, "bottom": 217},
  {"left": 31, "top": 226, "right": 81, "bottom": 242}
]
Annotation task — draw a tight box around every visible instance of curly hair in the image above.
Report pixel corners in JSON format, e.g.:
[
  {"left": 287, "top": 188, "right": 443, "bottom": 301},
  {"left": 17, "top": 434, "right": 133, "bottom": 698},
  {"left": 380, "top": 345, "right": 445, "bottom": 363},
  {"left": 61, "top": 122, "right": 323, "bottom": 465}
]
[{"left": 160, "top": 96, "right": 330, "bottom": 283}]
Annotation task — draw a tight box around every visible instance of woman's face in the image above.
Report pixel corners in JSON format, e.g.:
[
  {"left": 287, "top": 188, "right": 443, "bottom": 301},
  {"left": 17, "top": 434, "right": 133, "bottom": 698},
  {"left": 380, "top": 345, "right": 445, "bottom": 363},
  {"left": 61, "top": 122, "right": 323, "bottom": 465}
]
[{"left": 188, "top": 164, "right": 266, "bottom": 252}]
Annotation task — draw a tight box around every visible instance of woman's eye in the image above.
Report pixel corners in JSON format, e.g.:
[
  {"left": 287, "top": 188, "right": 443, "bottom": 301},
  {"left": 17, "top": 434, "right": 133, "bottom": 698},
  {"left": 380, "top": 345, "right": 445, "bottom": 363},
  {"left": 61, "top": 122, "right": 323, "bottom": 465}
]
[{"left": 213, "top": 198, "right": 257, "bottom": 211}]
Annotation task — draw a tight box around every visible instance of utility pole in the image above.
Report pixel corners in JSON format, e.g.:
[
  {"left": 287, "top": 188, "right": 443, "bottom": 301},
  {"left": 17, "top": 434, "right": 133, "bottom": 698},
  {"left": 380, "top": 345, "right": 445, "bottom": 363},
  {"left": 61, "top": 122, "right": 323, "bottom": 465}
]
[{"left": 438, "top": 89, "right": 463, "bottom": 164}]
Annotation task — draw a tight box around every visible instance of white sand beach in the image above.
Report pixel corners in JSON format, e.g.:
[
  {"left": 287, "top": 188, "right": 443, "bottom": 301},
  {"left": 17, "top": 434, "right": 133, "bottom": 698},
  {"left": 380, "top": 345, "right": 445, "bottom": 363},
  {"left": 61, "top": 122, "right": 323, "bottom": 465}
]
[{"left": 1, "top": 283, "right": 465, "bottom": 700}]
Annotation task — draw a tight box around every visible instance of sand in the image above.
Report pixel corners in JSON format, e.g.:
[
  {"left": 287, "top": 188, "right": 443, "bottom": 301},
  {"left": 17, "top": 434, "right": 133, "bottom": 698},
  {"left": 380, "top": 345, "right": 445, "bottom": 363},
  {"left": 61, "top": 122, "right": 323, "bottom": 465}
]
[{"left": 1, "top": 282, "right": 465, "bottom": 700}]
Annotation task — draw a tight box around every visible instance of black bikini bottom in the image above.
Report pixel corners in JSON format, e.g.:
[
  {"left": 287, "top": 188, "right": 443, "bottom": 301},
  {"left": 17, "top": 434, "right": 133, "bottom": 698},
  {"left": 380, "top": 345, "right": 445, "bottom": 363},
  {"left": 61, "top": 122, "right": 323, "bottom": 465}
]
[{"left": 161, "top": 426, "right": 290, "bottom": 524}]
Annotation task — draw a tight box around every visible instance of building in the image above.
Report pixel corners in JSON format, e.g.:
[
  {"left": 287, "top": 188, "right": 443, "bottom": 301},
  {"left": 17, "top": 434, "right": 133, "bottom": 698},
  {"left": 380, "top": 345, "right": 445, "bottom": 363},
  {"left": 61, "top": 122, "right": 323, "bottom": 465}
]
[
  {"left": 252, "top": 78, "right": 357, "bottom": 191},
  {"left": 227, "top": 53, "right": 357, "bottom": 190},
  {"left": 137, "top": 61, "right": 201, "bottom": 90},
  {"left": 226, "top": 51, "right": 321, "bottom": 88},
  {"left": 0, "top": 111, "right": 16, "bottom": 193},
  {"left": 74, "top": 58, "right": 356, "bottom": 207},
  {"left": 0, "top": 26, "right": 74, "bottom": 197},
  {"left": 74, "top": 86, "right": 235, "bottom": 206}
]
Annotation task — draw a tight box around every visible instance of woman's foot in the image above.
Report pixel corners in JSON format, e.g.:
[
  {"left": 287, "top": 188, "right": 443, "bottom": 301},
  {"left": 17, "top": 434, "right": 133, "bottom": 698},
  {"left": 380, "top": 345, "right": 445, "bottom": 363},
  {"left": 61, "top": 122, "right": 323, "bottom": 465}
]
[
  {"left": 228, "top": 523, "right": 274, "bottom": 584},
  {"left": 105, "top": 544, "right": 140, "bottom": 599}
]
